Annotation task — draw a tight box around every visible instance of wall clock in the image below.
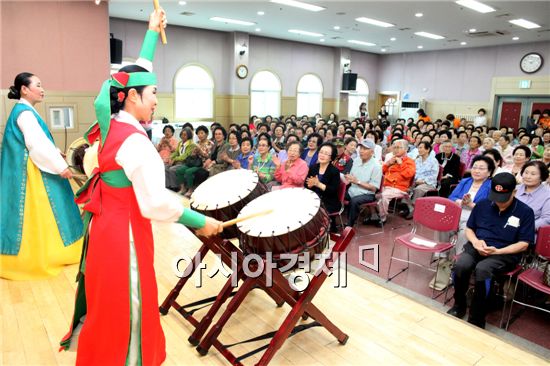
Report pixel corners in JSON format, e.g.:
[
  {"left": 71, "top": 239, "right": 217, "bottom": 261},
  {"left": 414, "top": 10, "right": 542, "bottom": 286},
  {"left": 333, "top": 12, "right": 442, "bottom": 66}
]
[
  {"left": 520, "top": 52, "right": 543, "bottom": 74},
  {"left": 236, "top": 64, "right": 248, "bottom": 79}
]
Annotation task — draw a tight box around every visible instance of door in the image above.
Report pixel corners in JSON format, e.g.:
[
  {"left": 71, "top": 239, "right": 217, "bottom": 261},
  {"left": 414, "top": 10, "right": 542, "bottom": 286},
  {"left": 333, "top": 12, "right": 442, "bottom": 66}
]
[
  {"left": 532, "top": 102, "right": 550, "bottom": 114},
  {"left": 499, "top": 102, "right": 522, "bottom": 131}
]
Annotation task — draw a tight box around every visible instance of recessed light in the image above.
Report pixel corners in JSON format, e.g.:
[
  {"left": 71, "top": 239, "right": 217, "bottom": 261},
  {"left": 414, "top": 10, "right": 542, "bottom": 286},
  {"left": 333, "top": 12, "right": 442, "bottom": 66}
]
[
  {"left": 270, "top": 0, "right": 325, "bottom": 12},
  {"left": 381, "top": 48, "right": 387, "bottom": 52},
  {"left": 460, "top": 41, "right": 467, "bottom": 45},
  {"left": 512, "top": 36, "right": 519, "bottom": 41},
  {"left": 210, "top": 17, "right": 256, "bottom": 26},
  {"left": 348, "top": 40, "right": 376, "bottom": 46},
  {"left": 509, "top": 19, "right": 541, "bottom": 29},
  {"left": 415, "top": 31, "right": 445, "bottom": 40},
  {"left": 415, "top": 13, "right": 423, "bottom": 17},
  {"left": 417, "top": 45, "right": 423, "bottom": 49},
  {"left": 333, "top": 26, "right": 340, "bottom": 30},
  {"left": 178, "top": 0, "right": 186, "bottom": 5},
  {"left": 257, "top": 11, "right": 265, "bottom": 16},
  {"left": 390, "top": 37, "right": 396, "bottom": 41},
  {"left": 455, "top": 0, "right": 495, "bottom": 14},
  {"left": 320, "top": 39, "right": 325, "bottom": 42},
  {"left": 255, "top": 28, "right": 261, "bottom": 32},
  {"left": 288, "top": 29, "right": 324, "bottom": 37},
  {"left": 469, "top": 28, "right": 477, "bottom": 33},
  {"left": 356, "top": 17, "right": 394, "bottom": 28}
]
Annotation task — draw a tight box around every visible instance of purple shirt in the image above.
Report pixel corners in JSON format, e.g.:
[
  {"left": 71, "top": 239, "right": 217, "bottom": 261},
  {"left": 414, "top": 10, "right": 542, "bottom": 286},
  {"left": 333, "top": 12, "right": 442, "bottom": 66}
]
[
  {"left": 460, "top": 148, "right": 481, "bottom": 169},
  {"left": 515, "top": 183, "right": 550, "bottom": 230}
]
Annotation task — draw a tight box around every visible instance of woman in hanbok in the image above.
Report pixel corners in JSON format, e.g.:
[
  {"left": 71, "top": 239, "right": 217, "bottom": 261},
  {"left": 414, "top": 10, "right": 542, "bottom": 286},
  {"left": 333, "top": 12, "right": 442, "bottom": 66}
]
[
  {"left": 0, "top": 72, "right": 83, "bottom": 280},
  {"left": 60, "top": 9, "right": 222, "bottom": 365}
]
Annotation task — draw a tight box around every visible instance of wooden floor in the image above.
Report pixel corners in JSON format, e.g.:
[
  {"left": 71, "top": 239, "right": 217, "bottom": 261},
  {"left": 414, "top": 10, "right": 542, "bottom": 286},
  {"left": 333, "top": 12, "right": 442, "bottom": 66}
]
[{"left": 1, "top": 218, "right": 548, "bottom": 366}]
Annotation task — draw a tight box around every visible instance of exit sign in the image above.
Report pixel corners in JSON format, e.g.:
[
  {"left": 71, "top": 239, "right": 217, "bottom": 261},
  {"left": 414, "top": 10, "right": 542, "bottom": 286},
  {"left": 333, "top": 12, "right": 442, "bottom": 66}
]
[{"left": 519, "top": 80, "right": 532, "bottom": 89}]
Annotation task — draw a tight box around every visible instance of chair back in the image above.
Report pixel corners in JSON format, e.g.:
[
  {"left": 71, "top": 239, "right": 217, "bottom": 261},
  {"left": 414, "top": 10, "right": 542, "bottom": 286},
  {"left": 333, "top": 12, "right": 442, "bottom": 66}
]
[
  {"left": 535, "top": 225, "right": 550, "bottom": 259},
  {"left": 412, "top": 197, "right": 462, "bottom": 232},
  {"left": 458, "top": 162, "right": 466, "bottom": 178},
  {"left": 337, "top": 178, "right": 347, "bottom": 204}
]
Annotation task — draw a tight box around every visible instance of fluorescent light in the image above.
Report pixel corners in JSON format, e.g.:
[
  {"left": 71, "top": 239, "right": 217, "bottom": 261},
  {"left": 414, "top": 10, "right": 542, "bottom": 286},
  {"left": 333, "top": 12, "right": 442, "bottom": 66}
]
[
  {"left": 320, "top": 39, "right": 325, "bottom": 42},
  {"left": 390, "top": 37, "right": 396, "bottom": 41},
  {"left": 417, "top": 45, "right": 423, "bottom": 49},
  {"left": 356, "top": 17, "right": 394, "bottom": 28},
  {"left": 255, "top": 28, "right": 261, "bottom": 32},
  {"left": 333, "top": 26, "right": 340, "bottom": 30},
  {"left": 210, "top": 17, "right": 256, "bottom": 26},
  {"left": 95, "top": 0, "right": 101, "bottom": 4},
  {"left": 455, "top": 0, "right": 495, "bottom": 13},
  {"left": 178, "top": 1, "right": 186, "bottom": 5},
  {"left": 270, "top": 0, "right": 325, "bottom": 12},
  {"left": 415, "top": 13, "right": 423, "bottom": 17},
  {"left": 509, "top": 19, "right": 541, "bottom": 29},
  {"left": 348, "top": 40, "right": 376, "bottom": 46},
  {"left": 512, "top": 36, "right": 519, "bottom": 41},
  {"left": 469, "top": 28, "right": 477, "bottom": 33},
  {"left": 288, "top": 29, "right": 324, "bottom": 37},
  {"left": 415, "top": 31, "right": 445, "bottom": 40},
  {"left": 460, "top": 41, "right": 467, "bottom": 45},
  {"left": 257, "top": 11, "right": 265, "bottom": 16},
  {"left": 381, "top": 48, "right": 387, "bottom": 52}
]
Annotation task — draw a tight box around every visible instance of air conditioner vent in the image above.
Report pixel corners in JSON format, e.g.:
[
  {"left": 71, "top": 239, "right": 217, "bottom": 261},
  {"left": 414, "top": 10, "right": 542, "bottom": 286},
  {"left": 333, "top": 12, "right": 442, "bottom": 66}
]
[{"left": 180, "top": 11, "right": 195, "bottom": 16}]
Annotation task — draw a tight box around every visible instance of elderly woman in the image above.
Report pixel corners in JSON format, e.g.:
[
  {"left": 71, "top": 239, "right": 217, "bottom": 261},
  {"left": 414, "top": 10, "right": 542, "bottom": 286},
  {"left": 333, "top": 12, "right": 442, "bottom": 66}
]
[
  {"left": 301, "top": 132, "right": 323, "bottom": 168},
  {"left": 515, "top": 161, "right": 550, "bottom": 230},
  {"left": 272, "top": 141, "right": 308, "bottom": 189},
  {"left": 448, "top": 155, "right": 495, "bottom": 252},
  {"left": 248, "top": 134, "right": 276, "bottom": 186},
  {"left": 306, "top": 142, "right": 342, "bottom": 232},
  {"left": 481, "top": 137, "right": 495, "bottom": 152},
  {"left": 482, "top": 148, "right": 506, "bottom": 176},
  {"left": 436, "top": 141, "right": 461, "bottom": 198},
  {"left": 165, "top": 127, "right": 196, "bottom": 191},
  {"left": 156, "top": 125, "right": 178, "bottom": 165},
  {"left": 175, "top": 125, "right": 213, "bottom": 197},
  {"left": 208, "top": 130, "right": 240, "bottom": 176},
  {"left": 505, "top": 145, "right": 531, "bottom": 184}
]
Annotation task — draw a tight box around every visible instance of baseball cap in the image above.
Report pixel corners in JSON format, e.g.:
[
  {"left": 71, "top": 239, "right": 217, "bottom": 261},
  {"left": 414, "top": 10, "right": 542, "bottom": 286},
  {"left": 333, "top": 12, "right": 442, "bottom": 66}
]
[
  {"left": 488, "top": 172, "right": 516, "bottom": 203},
  {"left": 359, "top": 139, "right": 375, "bottom": 150},
  {"left": 333, "top": 138, "right": 345, "bottom": 147}
]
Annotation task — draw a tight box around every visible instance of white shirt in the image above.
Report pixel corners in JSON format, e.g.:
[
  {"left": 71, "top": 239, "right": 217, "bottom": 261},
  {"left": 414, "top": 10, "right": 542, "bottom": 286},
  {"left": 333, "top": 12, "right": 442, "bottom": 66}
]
[
  {"left": 16, "top": 99, "right": 68, "bottom": 174},
  {"left": 115, "top": 110, "right": 184, "bottom": 222},
  {"left": 474, "top": 115, "right": 487, "bottom": 128}
]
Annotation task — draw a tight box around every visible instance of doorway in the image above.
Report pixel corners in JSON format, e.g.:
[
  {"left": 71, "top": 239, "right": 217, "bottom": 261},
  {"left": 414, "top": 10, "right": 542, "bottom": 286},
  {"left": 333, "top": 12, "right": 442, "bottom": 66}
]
[{"left": 495, "top": 96, "right": 550, "bottom": 131}]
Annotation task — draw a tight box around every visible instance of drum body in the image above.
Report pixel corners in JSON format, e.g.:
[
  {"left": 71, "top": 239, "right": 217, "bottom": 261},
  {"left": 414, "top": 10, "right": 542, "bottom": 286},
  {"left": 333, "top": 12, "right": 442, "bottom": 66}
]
[
  {"left": 190, "top": 169, "right": 268, "bottom": 239},
  {"left": 66, "top": 137, "right": 89, "bottom": 175},
  {"left": 237, "top": 188, "right": 329, "bottom": 261}
]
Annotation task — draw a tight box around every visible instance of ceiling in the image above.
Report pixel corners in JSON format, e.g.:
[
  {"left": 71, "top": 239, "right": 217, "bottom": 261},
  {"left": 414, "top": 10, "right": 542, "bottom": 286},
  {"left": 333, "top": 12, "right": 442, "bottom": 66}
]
[{"left": 108, "top": 1, "right": 550, "bottom": 54}]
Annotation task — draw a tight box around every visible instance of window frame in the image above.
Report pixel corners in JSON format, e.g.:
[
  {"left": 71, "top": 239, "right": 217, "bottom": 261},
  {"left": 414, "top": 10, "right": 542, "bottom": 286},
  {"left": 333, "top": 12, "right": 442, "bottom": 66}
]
[
  {"left": 249, "top": 69, "right": 282, "bottom": 118},
  {"left": 296, "top": 73, "right": 324, "bottom": 117},
  {"left": 173, "top": 63, "right": 215, "bottom": 120}
]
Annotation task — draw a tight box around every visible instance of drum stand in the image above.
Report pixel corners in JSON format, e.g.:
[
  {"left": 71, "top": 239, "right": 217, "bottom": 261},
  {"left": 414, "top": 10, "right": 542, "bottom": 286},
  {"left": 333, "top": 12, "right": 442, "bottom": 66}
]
[
  {"left": 195, "top": 227, "right": 355, "bottom": 366},
  {"left": 159, "top": 235, "right": 285, "bottom": 350}
]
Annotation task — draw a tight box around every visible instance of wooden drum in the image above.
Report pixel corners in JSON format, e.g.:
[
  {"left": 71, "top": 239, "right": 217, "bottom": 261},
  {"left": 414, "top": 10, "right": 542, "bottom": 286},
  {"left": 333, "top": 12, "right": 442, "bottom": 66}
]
[
  {"left": 237, "top": 188, "right": 330, "bottom": 262},
  {"left": 190, "top": 169, "right": 268, "bottom": 239}
]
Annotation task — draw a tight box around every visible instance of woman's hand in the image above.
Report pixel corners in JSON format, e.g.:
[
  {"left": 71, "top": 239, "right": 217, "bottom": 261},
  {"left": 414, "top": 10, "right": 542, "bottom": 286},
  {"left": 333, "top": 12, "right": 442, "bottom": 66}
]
[
  {"left": 272, "top": 155, "right": 281, "bottom": 168},
  {"left": 148, "top": 8, "right": 167, "bottom": 33},
  {"left": 195, "top": 217, "right": 223, "bottom": 237},
  {"left": 60, "top": 168, "right": 73, "bottom": 179}
]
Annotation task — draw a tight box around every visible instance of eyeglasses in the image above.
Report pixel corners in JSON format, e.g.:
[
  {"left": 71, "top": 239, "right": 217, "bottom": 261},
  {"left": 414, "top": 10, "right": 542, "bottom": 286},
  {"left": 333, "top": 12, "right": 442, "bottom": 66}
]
[
  {"left": 318, "top": 151, "right": 332, "bottom": 156},
  {"left": 471, "top": 165, "right": 488, "bottom": 171}
]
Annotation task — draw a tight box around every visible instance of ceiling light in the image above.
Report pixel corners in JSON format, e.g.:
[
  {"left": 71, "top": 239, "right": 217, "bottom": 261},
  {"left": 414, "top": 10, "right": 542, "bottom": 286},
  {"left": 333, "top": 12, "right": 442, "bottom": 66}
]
[
  {"left": 270, "top": 0, "right": 325, "bottom": 12},
  {"left": 417, "top": 45, "right": 423, "bottom": 49},
  {"left": 257, "top": 11, "right": 265, "bottom": 16},
  {"left": 512, "top": 36, "right": 519, "bottom": 41},
  {"left": 455, "top": 0, "right": 495, "bottom": 13},
  {"left": 469, "top": 28, "right": 477, "bottom": 33},
  {"left": 390, "top": 37, "right": 396, "bottom": 41},
  {"left": 415, "top": 31, "right": 445, "bottom": 40},
  {"left": 348, "top": 40, "right": 376, "bottom": 46},
  {"left": 509, "top": 19, "right": 541, "bottom": 29},
  {"left": 210, "top": 17, "right": 256, "bottom": 26},
  {"left": 356, "top": 17, "right": 394, "bottom": 28},
  {"left": 288, "top": 29, "right": 324, "bottom": 37},
  {"left": 460, "top": 41, "right": 467, "bottom": 45},
  {"left": 255, "top": 28, "right": 261, "bottom": 32},
  {"left": 415, "top": 13, "right": 423, "bottom": 17},
  {"left": 178, "top": 1, "right": 186, "bottom": 5},
  {"left": 320, "top": 39, "right": 325, "bottom": 42},
  {"left": 94, "top": 0, "right": 101, "bottom": 4},
  {"left": 381, "top": 48, "right": 387, "bottom": 52},
  {"left": 333, "top": 26, "right": 340, "bottom": 30}
]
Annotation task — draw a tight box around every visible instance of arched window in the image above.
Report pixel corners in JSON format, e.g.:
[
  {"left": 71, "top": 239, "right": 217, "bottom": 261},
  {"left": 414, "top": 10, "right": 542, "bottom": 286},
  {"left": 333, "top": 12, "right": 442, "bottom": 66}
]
[
  {"left": 384, "top": 97, "right": 397, "bottom": 118},
  {"left": 174, "top": 64, "right": 214, "bottom": 119},
  {"left": 250, "top": 71, "right": 281, "bottom": 118},
  {"left": 297, "top": 74, "right": 323, "bottom": 117},
  {"left": 348, "top": 78, "right": 369, "bottom": 118}
]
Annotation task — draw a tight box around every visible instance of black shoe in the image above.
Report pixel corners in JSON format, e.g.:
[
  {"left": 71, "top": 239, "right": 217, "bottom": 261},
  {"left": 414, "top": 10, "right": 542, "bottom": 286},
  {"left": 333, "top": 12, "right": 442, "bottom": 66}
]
[
  {"left": 447, "top": 305, "right": 466, "bottom": 319},
  {"left": 374, "top": 219, "right": 386, "bottom": 228},
  {"left": 405, "top": 211, "right": 414, "bottom": 220},
  {"left": 362, "top": 218, "right": 376, "bottom": 225},
  {"left": 467, "top": 317, "right": 486, "bottom": 329}
]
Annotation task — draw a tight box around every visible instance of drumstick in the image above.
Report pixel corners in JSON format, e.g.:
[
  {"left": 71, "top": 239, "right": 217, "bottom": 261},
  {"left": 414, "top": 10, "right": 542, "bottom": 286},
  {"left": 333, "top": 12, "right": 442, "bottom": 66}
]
[
  {"left": 153, "top": 0, "right": 167, "bottom": 44},
  {"left": 222, "top": 209, "right": 273, "bottom": 228}
]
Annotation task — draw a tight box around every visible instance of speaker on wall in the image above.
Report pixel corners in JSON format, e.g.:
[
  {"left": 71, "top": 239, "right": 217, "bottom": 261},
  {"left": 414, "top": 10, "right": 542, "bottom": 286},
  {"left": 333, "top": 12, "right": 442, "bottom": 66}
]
[
  {"left": 110, "top": 36, "right": 123, "bottom": 64},
  {"left": 342, "top": 73, "right": 357, "bottom": 91}
]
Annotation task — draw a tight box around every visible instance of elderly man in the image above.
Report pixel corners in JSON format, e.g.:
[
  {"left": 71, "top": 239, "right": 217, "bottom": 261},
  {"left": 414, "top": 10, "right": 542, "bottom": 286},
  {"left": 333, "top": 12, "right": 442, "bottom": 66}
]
[
  {"left": 377, "top": 139, "right": 416, "bottom": 226},
  {"left": 344, "top": 139, "right": 383, "bottom": 227},
  {"left": 447, "top": 172, "right": 535, "bottom": 328}
]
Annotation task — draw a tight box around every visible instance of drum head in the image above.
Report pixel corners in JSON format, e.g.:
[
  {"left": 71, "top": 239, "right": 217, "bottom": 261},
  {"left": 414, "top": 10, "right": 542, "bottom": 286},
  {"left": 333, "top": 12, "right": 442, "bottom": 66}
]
[
  {"left": 66, "top": 137, "right": 89, "bottom": 173},
  {"left": 190, "top": 169, "right": 260, "bottom": 211},
  {"left": 237, "top": 188, "right": 320, "bottom": 237}
]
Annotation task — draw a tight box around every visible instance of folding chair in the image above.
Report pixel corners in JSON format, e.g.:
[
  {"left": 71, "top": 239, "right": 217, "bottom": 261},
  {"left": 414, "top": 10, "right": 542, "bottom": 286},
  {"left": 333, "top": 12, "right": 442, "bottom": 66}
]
[
  {"left": 327, "top": 178, "right": 348, "bottom": 232},
  {"left": 356, "top": 177, "right": 385, "bottom": 234},
  {"left": 449, "top": 162, "right": 466, "bottom": 192},
  {"left": 505, "top": 225, "right": 550, "bottom": 330},
  {"left": 426, "top": 165, "right": 444, "bottom": 197},
  {"left": 387, "top": 197, "right": 461, "bottom": 298}
]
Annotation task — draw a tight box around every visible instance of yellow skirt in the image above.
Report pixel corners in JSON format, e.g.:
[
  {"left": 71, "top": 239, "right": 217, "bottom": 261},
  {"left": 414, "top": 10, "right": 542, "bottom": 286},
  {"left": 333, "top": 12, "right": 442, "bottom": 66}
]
[{"left": 0, "top": 160, "right": 83, "bottom": 280}]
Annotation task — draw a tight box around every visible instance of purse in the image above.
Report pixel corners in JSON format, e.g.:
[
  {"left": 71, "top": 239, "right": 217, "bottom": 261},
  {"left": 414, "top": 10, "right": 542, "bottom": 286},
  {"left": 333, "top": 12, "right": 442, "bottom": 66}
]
[{"left": 183, "top": 154, "right": 203, "bottom": 168}]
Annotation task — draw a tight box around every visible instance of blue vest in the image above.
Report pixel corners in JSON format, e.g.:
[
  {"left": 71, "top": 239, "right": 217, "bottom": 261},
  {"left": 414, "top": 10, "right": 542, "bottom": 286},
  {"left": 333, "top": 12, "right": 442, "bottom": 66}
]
[{"left": 0, "top": 103, "right": 82, "bottom": 255}]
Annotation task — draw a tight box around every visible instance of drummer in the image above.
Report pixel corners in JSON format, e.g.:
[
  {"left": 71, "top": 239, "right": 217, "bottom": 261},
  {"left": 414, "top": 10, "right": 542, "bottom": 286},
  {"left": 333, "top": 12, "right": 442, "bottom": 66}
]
[
  {"left": 60, "top": 9, "right": 222, "bottom": 365},
  {"left": 0, "top": 72, "right": 83, "bottom": 280}
]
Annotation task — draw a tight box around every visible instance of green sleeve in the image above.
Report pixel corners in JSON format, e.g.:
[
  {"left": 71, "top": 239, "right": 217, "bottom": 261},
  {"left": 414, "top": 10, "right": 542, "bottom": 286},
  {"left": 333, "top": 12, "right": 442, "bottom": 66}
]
[
  {"left": 139, "top": 30, "right": 159, "bottom": 62},
  {"left": 177, "top": 208, "right": 206, "bottom": 228}
]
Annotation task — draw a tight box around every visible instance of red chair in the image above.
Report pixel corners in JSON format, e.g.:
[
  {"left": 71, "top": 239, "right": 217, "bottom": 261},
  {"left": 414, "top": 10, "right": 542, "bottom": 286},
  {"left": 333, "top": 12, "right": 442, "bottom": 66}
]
[
  {"left": 449, "top": 162, "right": 466, "bottom": 192},
  {"left": 387, "top": 196, "right": 462, "bottom": 298},
  {"left": 328, "top": 178, "right": 348, "bottom": 232},
  {"left": 426, "top": 165, "right": 444, "bottom": 197},
  {"left": 505, "top": 225, "right": 550, "bottom": 330},
  {"left": 357, "top": 177, "right": 385, "bottom": 234}
]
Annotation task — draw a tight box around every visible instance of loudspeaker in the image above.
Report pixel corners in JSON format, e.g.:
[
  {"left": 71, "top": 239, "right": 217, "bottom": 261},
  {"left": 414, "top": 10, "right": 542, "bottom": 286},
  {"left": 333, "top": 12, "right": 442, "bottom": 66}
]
[
  {"left": 110, "top": 37, "right": 123, "bottom": 64},
  {"left": 342, "top": 73, "right": 357, "bottom": 91}
]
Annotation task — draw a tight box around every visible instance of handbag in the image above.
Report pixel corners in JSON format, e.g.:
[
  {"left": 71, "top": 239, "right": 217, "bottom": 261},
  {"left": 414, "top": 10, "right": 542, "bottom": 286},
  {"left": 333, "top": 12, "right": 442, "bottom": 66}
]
[
  {"left": 183, "top": 154, "right": 203, "bottom": 168},
  {"left": 429, "top": 258, "right": 453, "bottom": 291}
]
